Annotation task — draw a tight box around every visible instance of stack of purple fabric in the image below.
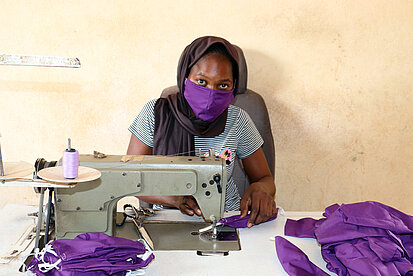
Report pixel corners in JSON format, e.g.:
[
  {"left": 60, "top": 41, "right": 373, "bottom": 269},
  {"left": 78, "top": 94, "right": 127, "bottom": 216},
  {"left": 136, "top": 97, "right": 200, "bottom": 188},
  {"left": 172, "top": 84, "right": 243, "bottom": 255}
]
[
  {"left": 27, "top": 232, "right": 154, "bottom": 276},
  {"left": 279, "top": 201, "right": 413, "bottom": 275}
]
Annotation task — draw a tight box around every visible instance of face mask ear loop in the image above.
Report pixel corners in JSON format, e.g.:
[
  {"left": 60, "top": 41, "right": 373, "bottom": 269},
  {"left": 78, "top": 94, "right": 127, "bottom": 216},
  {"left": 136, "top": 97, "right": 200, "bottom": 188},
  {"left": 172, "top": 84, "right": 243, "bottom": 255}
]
[
  {"left": 22, "top": 246, "right": 43, "bottom": 273},
  {"left": 138, "top": 238, "right": 154, "bottom": 257},
  {"left": 137, "top": 238, "right": 154, "bottom": 266},
  {"left": 33, "top": 243, "right": 62, "bottom": 273},
  {"left": 124, "top": 239, "right": 154, "bottom": 276},
  {"left": 38, "top": 258, "right": 62, "bottom": 273},
  {"left": 21, "top": 252, "right": 36, "bottom": 273},
  {"left": 125, "top": 268, "right": 147, "bottom": 276}
]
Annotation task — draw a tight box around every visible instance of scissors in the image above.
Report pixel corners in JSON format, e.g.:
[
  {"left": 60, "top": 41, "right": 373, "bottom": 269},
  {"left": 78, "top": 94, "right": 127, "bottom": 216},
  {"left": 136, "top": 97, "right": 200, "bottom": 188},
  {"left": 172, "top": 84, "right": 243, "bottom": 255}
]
[{"left": 117, "top": 204, "right": 155, "bottom": 250}]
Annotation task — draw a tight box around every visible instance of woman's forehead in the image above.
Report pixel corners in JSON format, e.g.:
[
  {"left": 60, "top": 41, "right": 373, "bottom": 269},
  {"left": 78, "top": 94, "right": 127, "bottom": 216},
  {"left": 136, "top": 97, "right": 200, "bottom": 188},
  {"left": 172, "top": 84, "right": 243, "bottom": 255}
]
[{"left": 191, "top": 53, "right": 233, "bottom": 78}]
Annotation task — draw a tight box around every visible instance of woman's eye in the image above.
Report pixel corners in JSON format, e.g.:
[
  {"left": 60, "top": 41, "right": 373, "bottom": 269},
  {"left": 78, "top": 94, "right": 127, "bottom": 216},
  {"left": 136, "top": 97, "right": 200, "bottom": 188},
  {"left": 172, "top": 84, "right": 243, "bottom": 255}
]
[
  {"left": 218, "top": 84, "right": 229, "bottom": 89},
  {"left": 197, "top": 79, "right": 206, "bottom": 86}
]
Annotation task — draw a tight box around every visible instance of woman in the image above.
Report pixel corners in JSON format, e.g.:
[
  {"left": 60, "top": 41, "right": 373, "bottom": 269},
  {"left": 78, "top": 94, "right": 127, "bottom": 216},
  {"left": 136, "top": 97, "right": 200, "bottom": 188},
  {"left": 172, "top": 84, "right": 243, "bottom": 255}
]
[{"left": 127, "top": 36, "right": 276, "bottom": 227}]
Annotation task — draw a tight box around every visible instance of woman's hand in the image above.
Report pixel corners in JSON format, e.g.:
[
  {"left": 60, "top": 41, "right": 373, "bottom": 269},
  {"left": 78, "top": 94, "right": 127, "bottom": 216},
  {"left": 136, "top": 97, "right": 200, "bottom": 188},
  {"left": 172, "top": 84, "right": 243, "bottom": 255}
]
[
  {"left": 138, "top": 195, "right": 202, "bottom": 217},
  {"left": 240, "top": 148, "right": 277, "bottom": 227},
  {"left": 174, "top": 196, "right": 202, "bottom": 216},
  {"left": 240, "top": 182, "right": 277, "bottom": 227}
]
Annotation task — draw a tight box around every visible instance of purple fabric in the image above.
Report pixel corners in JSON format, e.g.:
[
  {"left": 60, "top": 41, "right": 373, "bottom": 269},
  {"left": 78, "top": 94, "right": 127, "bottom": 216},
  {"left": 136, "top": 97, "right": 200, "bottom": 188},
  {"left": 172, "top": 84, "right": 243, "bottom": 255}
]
[
  {"left": 183, "top": 78, "right": 234, "bottom": 122},
  {"left": 275, "top": 236, "right": 329, "bottom": 276},
  {"left": 284, "top": 201, "right": 413, "bottom": 276},
  {"left": 28, "top": 232, "right": 154, "bottom": 276},
  {"left": 285, "top": 218, "right": 324, "bottom": 239},
  {"left": 218, "top": 213, "right": 277, "bottom": 228}
]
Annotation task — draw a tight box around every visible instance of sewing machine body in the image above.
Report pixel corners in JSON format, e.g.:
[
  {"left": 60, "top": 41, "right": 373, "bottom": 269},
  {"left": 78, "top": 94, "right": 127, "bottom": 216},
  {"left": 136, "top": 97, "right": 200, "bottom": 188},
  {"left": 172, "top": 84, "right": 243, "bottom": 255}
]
[{"left": 55, "top": 154, "right": 228, "bottom": 240}]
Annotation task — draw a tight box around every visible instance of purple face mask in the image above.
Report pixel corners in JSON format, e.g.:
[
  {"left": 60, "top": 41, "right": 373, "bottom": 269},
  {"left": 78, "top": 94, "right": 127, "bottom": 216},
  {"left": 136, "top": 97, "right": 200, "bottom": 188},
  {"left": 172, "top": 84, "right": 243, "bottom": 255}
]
[{"left": 184, "top": 78, "right": 234, "bottom": 122}]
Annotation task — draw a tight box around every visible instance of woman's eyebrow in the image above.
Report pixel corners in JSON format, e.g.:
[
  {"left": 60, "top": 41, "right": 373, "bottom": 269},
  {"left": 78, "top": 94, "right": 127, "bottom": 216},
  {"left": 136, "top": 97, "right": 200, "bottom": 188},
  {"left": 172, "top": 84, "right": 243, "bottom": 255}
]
[
  {"left": 196, "top": 73, "right": 232, "bottom": 83},
  {"left": 219, "top": 78, "right": 232, "bottom": 82},
  {"left": 196, "top": 73, "right": 210, "bottom": 79}
]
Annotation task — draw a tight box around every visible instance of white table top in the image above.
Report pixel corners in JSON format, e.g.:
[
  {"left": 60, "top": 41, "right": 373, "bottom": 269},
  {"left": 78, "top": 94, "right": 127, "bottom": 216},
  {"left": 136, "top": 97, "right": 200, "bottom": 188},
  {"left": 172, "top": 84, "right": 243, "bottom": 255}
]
[
  {"left": 0, "top": 205, "right": 334, "bottom": 275},
  {"left": 144, "top": 210, "right": 333, "bottom": 276}
]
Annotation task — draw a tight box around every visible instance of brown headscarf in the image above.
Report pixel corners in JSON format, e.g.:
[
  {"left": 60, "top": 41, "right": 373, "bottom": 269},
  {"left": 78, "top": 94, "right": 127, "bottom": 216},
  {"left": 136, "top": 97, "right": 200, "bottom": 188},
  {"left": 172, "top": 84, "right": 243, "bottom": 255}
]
[{"left": 153, "top": 36, "right": 241, "bottom": 156}]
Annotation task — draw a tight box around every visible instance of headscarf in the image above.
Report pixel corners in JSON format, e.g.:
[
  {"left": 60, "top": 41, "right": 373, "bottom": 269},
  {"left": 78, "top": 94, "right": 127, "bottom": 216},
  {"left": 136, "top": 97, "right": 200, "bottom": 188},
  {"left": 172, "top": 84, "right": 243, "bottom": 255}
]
[{"left": 153, "top": 36, "right": 241, "bottom": 156}]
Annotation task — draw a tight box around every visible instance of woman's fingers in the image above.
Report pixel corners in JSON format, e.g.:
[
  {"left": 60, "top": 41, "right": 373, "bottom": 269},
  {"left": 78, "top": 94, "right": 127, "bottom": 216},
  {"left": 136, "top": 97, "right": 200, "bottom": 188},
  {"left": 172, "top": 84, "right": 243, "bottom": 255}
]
[
  {"left": 185, "top": 196, "right": 202, "bottom": 216},
  {"left": 178, "top": 196, "right": 202, "bottom": 216}
]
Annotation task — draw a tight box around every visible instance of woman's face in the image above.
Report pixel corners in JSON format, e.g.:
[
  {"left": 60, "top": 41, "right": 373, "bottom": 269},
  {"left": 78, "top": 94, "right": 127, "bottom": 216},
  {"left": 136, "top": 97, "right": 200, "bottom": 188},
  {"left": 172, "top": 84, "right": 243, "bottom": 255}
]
[{"left": 187, "top": 53, "right": 234, "bottom": 91}]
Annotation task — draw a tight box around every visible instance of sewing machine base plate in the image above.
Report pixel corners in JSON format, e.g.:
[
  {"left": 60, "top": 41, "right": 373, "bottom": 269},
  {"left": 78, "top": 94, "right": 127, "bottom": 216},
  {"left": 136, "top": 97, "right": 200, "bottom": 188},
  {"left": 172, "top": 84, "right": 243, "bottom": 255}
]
[{"left": 115, "top": 221, "right": 241, "bottom": 252}]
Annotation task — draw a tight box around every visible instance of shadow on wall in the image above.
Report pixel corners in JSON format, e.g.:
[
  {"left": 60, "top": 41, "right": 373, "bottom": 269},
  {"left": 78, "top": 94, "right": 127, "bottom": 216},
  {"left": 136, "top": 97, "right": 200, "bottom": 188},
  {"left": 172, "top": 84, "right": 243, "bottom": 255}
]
[{"left": 242, "top": 49, "right": 343, "bottom": 210}]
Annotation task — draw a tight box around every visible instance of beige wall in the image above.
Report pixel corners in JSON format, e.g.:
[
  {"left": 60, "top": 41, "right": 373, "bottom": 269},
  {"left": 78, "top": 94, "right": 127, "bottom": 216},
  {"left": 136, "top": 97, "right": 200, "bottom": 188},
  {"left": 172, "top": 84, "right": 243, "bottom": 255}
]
[{"left": 1, "top": 1, "right": 412, "bottom": 213}]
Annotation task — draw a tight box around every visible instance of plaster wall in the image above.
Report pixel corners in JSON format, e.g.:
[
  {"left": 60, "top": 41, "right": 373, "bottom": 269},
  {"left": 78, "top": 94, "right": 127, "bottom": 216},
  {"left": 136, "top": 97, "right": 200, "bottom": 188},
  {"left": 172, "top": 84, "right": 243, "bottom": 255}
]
[{"left": 0, "top": 1, "right": 412, "bottom": 213}]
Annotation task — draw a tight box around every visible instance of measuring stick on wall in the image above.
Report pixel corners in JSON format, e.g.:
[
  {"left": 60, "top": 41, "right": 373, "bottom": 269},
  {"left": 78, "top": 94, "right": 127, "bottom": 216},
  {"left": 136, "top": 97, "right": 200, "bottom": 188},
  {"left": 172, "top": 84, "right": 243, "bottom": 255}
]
[{"left": 0, "top": 54, "right": 80, "bottom": 68}]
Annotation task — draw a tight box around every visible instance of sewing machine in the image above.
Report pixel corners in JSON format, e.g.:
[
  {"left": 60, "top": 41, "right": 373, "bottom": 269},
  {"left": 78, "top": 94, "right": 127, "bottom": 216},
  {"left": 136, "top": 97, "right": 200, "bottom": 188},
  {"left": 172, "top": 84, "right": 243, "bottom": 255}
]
[
  {"left": 1, "top": 151, "right": 240, "bottom": 255},
  {"left": 54, "top": 154, "right": 240, "bottom": 254}
]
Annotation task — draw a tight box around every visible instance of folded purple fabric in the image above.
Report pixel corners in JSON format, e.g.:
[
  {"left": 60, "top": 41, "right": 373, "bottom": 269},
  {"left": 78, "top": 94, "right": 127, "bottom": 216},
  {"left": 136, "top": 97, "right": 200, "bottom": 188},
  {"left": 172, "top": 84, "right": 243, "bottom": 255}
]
[
  {"left": 219, "top": 212, "right": 277, "bottom": 228},
  {"left": 285, "top": 218, "right": 324, "bottom": 239},
  {"left": 275, "top": 236, "right": 329, "bottom": 276},
  {"left": 285, "top": 201, "right": 413, "bottom": 276},
  {"left": 28, "top": 232, "right": 154, "bottom": 276}
]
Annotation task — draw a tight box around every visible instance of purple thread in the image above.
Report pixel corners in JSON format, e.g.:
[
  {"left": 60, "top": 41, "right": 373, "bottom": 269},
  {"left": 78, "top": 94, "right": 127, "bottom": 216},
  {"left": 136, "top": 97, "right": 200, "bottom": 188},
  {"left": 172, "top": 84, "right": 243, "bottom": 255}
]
[{"left": 62, "top": 150, "right": 79, "bottom": 179}]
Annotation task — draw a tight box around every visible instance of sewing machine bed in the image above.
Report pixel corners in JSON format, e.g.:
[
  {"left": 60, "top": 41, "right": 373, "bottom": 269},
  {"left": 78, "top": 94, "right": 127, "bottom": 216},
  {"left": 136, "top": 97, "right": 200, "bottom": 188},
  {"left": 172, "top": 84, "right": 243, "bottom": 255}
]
[{"left": 115, "top": 213, "right": 241, "bottom": 252}]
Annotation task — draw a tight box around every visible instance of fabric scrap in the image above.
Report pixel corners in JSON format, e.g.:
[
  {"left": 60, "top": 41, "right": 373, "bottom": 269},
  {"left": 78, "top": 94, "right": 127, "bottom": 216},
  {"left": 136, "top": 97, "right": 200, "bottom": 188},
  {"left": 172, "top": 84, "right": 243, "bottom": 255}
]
[{"left": 275, "top": 236, "right": 329, "bottom": 276}]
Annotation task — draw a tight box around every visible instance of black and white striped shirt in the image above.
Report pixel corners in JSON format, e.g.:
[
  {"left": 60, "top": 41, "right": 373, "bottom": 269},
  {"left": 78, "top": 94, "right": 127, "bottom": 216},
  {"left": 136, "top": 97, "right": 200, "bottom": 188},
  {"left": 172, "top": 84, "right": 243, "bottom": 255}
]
[{"left": 129, "top": 99, "right": 264, "bottom": 210}]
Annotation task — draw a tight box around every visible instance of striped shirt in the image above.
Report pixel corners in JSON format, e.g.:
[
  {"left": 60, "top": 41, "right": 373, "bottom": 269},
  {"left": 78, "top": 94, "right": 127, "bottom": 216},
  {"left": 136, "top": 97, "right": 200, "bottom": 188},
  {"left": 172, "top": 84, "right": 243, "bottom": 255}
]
[{"left": 129, "top": 99, "right": 264, "bottom": 210}]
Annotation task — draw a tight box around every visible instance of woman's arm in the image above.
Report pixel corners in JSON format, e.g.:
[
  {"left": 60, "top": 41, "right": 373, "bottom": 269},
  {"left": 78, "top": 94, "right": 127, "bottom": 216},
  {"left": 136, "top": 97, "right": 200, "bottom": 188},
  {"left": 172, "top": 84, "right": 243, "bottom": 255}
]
[
  {"left": 127, "top": 135, "right": 202, "bottom": 216},
  {"left": 127, "top": 134, "right": 153, "bottom": 155},
  {"left": 240, "top": 147, "right": 277, "bottom": 227}
]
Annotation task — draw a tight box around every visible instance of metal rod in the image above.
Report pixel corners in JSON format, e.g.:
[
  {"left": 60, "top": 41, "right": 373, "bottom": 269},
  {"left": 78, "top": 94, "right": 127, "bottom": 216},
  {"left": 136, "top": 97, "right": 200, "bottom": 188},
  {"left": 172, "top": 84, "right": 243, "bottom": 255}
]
[
  {"left": 0, "top": 142, "right": 4, "bottom": 177},
  {"left": 34, "top": 188, "right": 45, "bottom": 250},
  {"left": 211, "top": 216, "right": 217, "bottom": 240},
  {"left": 44, "top": 188, "right": 53, "bottom": 245}
]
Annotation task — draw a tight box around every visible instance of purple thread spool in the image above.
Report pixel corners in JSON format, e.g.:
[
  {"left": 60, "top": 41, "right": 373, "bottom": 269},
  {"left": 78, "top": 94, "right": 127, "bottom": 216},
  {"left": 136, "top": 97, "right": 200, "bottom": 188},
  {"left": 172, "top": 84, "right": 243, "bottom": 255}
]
[{"left": 62, "top": 138, "right": 79, "bottom": 179}]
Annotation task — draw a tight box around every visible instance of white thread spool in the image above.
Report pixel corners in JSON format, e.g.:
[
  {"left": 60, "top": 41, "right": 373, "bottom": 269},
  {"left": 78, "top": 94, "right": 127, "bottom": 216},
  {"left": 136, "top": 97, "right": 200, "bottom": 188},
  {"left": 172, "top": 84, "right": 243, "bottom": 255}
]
[{"left": 62, "top": 138, "right": 79, "bottom": 179}]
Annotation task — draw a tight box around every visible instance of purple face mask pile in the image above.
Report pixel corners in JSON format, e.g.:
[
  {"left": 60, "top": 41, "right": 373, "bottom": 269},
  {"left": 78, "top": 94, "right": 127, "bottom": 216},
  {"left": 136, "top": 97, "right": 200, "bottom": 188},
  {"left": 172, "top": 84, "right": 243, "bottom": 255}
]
[
  {"left": 27, "top": 232, "right": 154, "bottom": 276},
  {"left": 276, "top": 201, "right": 413, "bottom": 275}
]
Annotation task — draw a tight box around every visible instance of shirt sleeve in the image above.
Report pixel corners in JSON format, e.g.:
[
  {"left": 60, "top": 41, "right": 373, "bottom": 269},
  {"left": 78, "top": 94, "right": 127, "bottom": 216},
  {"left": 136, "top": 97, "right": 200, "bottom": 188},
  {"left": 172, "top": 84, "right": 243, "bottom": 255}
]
[
  {"left": 236, "top": 108, "right": 264, "bottom": 159},
  {"left": 128, "top": 99, "right": 157, "bottom": 148}
]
